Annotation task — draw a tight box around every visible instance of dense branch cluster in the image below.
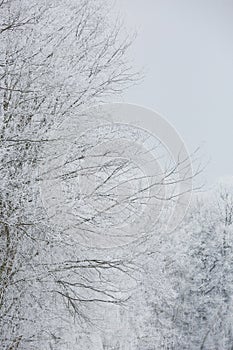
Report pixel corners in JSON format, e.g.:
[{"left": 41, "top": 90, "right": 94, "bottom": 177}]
[{"left": 0, "top": 1, "right": 137, "bottom": 348}]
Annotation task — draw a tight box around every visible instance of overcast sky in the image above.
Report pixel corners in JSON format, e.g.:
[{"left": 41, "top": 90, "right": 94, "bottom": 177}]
[{"left": 115, "top": 0, "right": 233, "bottom": 188}]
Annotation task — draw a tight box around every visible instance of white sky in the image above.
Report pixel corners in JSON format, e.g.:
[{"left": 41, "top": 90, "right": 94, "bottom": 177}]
[{"left": 114, "top": 0, "right": 233, "bottom": 188}]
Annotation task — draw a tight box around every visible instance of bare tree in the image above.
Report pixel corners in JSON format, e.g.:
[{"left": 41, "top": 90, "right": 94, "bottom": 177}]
[
  {"left": 0, "top": 1, "right": 196, "bottom": 349},
  {"left": 0, "top": 0, "right": 138, "bottom": 348},
  {"left": 163, "top": 186, "right": 233, "bottom": 350}
]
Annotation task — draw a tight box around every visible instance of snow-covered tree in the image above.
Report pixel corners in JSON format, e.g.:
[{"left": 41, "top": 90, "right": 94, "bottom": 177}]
[
  {"left": 0, "top": 0, "right": 137, "bottom": 348},
  {"left": 0, "top": 1, "right": 201, "bottom": 349},
  {"left": 166, "top": 185, "right": 233, "bottom": 349}
]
